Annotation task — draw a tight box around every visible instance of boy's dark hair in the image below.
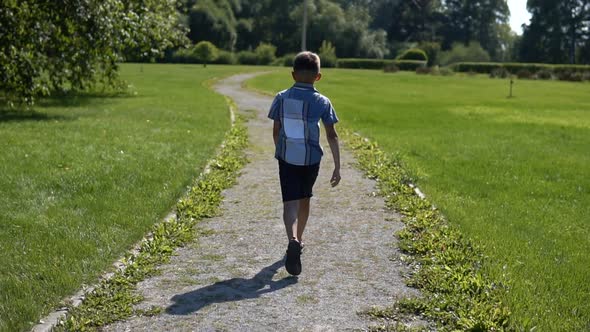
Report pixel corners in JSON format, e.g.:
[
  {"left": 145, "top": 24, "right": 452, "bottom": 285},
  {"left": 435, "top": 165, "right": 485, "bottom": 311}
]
[{"left": 293, "top": 51, "right": 321, "bottom": 73}]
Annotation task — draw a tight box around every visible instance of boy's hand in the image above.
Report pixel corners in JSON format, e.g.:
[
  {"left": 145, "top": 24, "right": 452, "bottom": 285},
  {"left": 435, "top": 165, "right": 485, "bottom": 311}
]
[{"left": 330, "top": 169, "right": 341, "bottom": 187}]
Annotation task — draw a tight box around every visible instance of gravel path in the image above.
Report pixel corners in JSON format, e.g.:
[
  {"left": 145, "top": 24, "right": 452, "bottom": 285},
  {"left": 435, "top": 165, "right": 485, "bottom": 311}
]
[{"left": 103, "top": 73, "right": 420, "bottom": 331}]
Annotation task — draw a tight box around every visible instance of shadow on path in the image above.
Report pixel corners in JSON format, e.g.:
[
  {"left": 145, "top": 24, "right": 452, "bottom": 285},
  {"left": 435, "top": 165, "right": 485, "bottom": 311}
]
[{"left": 166, "top": 259, "right": 297, "bottom": 315}]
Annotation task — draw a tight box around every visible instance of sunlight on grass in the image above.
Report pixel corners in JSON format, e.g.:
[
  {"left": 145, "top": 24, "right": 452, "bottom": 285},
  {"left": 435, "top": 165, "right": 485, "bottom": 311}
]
[
  {"left": 448, "top": 106, "right": 590, "bottom": 129},
  {"left": 249, "top": 69, "right": 590, "bottom": 331},
  {"left": 0, "top": 64, "right": 253, "bottom": 331}
]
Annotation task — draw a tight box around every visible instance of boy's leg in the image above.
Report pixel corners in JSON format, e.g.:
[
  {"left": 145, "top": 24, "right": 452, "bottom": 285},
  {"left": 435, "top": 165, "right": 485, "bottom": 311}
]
[
  {"left": 283, "top": 200, "right": 299, "bottom": 241},
  {"left": 283, "top": 198, "right": 311, "bottom": 242},
  {"left": 284, "top": 202, "right": 303, "bottom": 275},
  {"left": 296, "top": 198, "right": 311, "bottom": 242}
]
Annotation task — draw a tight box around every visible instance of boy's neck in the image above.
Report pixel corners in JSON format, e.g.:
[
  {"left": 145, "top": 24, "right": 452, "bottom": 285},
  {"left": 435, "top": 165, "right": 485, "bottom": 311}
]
[{"left": 295, "top": 80, "right": 315, "bottom": 86}]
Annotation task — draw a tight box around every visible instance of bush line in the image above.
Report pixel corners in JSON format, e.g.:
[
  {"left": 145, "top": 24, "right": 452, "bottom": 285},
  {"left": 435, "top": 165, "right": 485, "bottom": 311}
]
[
  {"left": 337, "top": 59, "right": 426, "bottom": 71},
  {"left": 341, "top": 129, "right": 511, "bottom": 331},
  {"left": 452, "top": 62, "right": 590, "bottom": 76},
  {"left": 55, "top": 114, "right": 249, "bottom": 331}
]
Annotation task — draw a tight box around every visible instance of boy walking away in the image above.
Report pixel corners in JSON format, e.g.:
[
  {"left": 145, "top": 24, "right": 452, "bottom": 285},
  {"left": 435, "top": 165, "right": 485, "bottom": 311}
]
[{"left": 268, "top": 52, "right": 341, "bottom": 276}]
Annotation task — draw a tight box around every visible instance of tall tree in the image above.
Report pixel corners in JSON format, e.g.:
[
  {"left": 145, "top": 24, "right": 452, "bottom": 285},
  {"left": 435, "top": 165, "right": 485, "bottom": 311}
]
[
  {"left": 562, "top": 0, "right": 590, "bottom": 63},
  {"left": 441, "top": 0, "right": 510, "bottom": 59},
  {"left": 520, "top": 0, "right": 590, "bottom": 63},
  {"left": 235, "top": 0, "right": 301, "bottom": 54},
  {"left": 371, "top": 0, "right": 443, "bottom": 44},
  {"left": 186, "top": 0, "right": 239, "bottom": 50}
]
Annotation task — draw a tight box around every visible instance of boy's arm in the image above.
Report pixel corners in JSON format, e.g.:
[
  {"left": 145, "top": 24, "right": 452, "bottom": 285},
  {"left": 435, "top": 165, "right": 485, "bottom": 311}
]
[
  {"left": 324, "top": 123, "right": 341, "bottom": 187},
  {"left": 272, "top": 120, "right": 281, "bottom": 146}
]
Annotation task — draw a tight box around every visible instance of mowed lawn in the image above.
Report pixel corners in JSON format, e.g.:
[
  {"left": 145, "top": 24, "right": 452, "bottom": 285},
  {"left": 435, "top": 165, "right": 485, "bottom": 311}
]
[
  {"left": 0, "top": 64, "right": 250, "bottom": 331},
  {"left": 249, "top": 70, "right": 590, "bottom": 330}
]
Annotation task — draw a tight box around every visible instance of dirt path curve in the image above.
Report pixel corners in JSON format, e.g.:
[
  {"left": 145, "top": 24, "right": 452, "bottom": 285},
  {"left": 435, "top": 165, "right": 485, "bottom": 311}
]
[{"left": 103, "top": 72, "right": 419, "bottom": 331}]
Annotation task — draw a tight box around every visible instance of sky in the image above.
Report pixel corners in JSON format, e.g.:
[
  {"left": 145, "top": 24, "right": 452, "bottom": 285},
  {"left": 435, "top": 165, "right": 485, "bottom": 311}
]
[{"left": 507, "top": 0, "right": 532, "bottom": 35}]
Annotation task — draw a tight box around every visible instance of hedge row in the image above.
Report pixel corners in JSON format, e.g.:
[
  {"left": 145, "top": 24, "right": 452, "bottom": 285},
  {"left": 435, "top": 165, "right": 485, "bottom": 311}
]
[
  {"left": 452, "top": 62, "right": 590, "bottom": 75},
  {"left": 167, "top": 49, "right": 237, "bottom": 64},
  {"left": 165, "top": 51, "right": 428, "bottom": 70},
  {"left": 337, "top": 59, "right": 427, "bottom": 71},
  {"left": 167, "top": 47, "right": 277, "bottom": 66}
]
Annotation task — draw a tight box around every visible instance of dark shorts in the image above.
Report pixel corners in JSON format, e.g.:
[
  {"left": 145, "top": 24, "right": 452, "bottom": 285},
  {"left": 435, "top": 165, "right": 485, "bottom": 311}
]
[{"left": 278, "top": 159, "right": 320, "bottom": 202}]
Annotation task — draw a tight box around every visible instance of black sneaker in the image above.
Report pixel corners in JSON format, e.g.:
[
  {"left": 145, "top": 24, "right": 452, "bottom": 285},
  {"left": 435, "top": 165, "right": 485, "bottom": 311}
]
[{"left": 285, "top": 239, "right": 302, "bottom": 276}]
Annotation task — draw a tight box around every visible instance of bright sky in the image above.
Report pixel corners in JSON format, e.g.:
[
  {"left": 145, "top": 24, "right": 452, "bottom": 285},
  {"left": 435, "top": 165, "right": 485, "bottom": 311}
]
[{"left": 507, "top": 0, "right": 532, "bottom": 35}]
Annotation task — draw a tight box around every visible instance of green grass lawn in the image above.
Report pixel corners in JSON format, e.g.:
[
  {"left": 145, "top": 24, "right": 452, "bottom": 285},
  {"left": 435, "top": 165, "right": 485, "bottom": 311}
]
[
  {"left": 249, "top": 69, "right": 590, "bottom": 330},
  {"left": 0, "top": 64, "right": 251, "bottom": 331}
]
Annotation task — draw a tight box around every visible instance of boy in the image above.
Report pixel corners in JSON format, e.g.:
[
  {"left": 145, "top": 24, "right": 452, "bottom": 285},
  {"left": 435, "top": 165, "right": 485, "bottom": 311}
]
[{"left": 267, "top": 51, "right": 341, "bottom": 276}]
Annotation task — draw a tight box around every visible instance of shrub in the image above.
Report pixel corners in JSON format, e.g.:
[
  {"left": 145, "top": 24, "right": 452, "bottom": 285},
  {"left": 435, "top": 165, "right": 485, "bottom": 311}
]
[
  {"left": 440, "top": 42, "right": 490, "bottom": 66},
  {"left": 570, "top": 72, "right": 584, "bottom": 82},
  {"left": 281, "top": 53, "right": 296, "bottom": 67},
  {"left": 439, "top": 67, "right": 454, "bottom": 76},
  {"left": 416, "top": 66, "right": 431, "bottom": 75},
  {"left": 193, "top": 41, "right": 219, "bottom": 67},
  {"left": 553, "top": 65, "right": 590, "bottom": 76},
  {"left": 490, "top": 67, "right": 510, "bottom": 79},
  {"left": 337, "top": 58, "right": 389, "bottom": 69},
  {"left": 503, "top": 63, "right": 546, "bottom": 74},
  {"left": 395, "top": 60, "right": 427, "bottom": 71},
  {"left": 452, "top": 62, "right": 590, "bottom": 82},
  {"left": 398, "top": 48, "right": 428, "bottom": 62},
  {"left": 254, "top": 43, "right": 276, "bottom": 65},
  {"left": 535, "top": 69, "right": 553, "bottom": 80},
  {"left": 337, "top": 58, "right": 426, "bottom": 71},
  {"left": 517, "top": 69, "right": 534, "bottom": 79},
  {"left": 270, "top": 57, "right": 283, "bottom": 66},
  {"left": 212, "top": 50, "right": 236, "bottom": 65},
  {"left": 453, "top": 62, "right": 502, "bottom": 74},
  {"left": 453, "top": 62, "right": 549, "bottom": 75},
  {"left": 170, "top": 48, "right": 193, "bottom": 63},
  {"left": 383, "top": 63, "right": 399, "bottom": 73},
  {"left": 319, "top": 40, "right": 338, "bottom": 68},
  {"left": 237, "top": 51, "right": 258, "bottom": 65},
  {"left": 419, "top": 42, "right": 441, "bottom": 66},
  {"left": 557, "top": 70, "right": 584, "bottom": 82}
]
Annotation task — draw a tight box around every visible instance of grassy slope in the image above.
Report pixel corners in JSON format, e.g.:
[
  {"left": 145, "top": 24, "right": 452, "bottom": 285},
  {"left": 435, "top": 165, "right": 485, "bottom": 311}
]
[
  {"left": 248, "top": 69, "right": 590, "bottom": 330},
  {"left": 0, "top": 64, "right": 252, "bottom": 331}
]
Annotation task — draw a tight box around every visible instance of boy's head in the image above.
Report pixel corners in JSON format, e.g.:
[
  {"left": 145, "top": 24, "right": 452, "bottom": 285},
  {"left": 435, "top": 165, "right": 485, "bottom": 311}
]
[{"left": 292, "top": 51, "right": 321, "bottom": 84}]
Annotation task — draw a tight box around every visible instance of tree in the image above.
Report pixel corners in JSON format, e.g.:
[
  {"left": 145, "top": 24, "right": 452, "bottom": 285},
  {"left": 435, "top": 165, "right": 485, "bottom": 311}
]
[
  {"left": 439, "top": 42, "right": 491, "bottom": 65},
  {"left": 520, "top": 0, "right": 590, "bottom": 64},
  {"left": 318, "top": 40, "right": 338, "bottom": 67},
  {"left": 367, "top": 0, "right": 509, "bottom": 60},
  {"left": 1, "top": 0, "right": 187, "bottom": 107},
  {"left": 179, "top": 0, "right": 391, "bottom": 58},
  {"left": 377, "top": 0, "right": 442, "bottom": 44},
  {"left": 254, "top": 43, "right": 277, "bottom": 65},
  {"left": 172, "top": 0, "right": 521, "bottom": 62},
  {"left": 193, "top": 41, "right": 219, "bottom": 66},
  {"left": 122, "top": 1, "right": 189, "bottom": 61},
  {"left": 186, "top": 0, "right": 239, "bottom": 50},
  {"left": 238, "top": 0, "right": 300, "bottom": 55},
  {"left": 441, "top": 0, "right": 510, "bottom": 60}
]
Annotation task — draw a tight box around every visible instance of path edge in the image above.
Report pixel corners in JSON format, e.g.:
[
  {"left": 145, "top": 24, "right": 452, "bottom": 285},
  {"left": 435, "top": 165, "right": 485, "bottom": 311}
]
[{"left": 31, "top": 81, "right": 243, "bottom": 332}]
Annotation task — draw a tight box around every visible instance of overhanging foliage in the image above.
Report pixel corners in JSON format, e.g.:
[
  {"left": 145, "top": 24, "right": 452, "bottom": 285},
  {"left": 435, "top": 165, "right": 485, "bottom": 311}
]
[{"left": 0, "top": 0, "right": 188, "bottom": 107}]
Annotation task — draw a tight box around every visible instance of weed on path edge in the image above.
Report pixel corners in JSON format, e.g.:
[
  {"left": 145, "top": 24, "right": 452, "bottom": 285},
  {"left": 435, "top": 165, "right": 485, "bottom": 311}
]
[
  {"left": 51, "top": 103, "right": 249, "bottom": 331},
  {"left": 342, "top": 129, "right": 511, "bottom": 331}
]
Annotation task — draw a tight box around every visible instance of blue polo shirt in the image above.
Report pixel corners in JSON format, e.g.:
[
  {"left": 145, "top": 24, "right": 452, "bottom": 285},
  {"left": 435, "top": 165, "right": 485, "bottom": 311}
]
[{"left": 268, "top": 82, "right": 339, "bottom": 166}]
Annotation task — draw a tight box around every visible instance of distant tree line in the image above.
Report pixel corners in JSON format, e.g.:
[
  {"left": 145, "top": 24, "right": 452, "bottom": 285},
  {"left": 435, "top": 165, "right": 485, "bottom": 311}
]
[
  {"left": 2, "top": 0, "right": 589, "bottom": 107},
  {"left": 178, "top": 0, "right": 589, "bottom": 64},
  {"left": 520, "top": 0, "right": 590, "bottom": 64}
]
